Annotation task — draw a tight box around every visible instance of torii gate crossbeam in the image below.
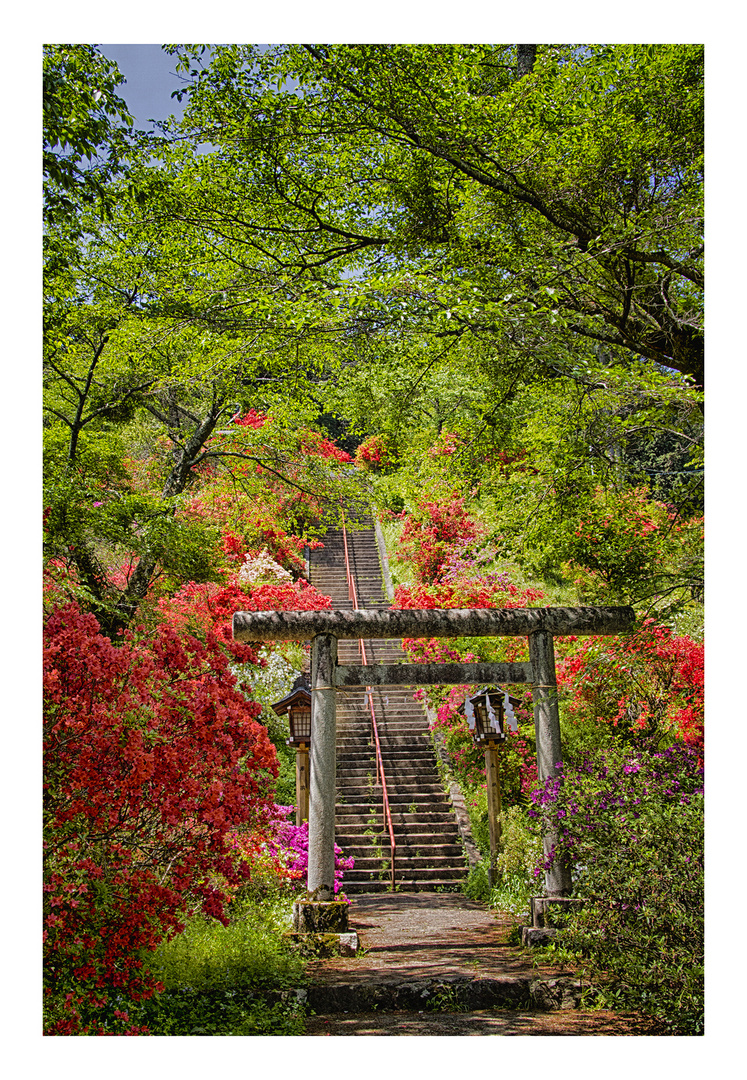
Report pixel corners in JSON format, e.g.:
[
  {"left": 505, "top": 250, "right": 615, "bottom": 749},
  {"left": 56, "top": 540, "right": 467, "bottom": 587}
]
[{"left": 233, "top": 605, "right": 634, "bottom": 900}]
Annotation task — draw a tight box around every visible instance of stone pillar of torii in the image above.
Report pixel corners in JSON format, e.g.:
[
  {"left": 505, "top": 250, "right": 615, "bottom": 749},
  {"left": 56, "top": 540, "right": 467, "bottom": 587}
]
[{"left": 233, "top": 606, "right": 634, "bottom": 900}]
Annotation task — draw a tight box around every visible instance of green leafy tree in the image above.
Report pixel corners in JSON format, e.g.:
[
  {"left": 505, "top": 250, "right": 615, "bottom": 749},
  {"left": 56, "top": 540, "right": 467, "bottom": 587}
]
[
  {"left": 43, "top": 170, "right": 364, "bottom": 635},
  {"left": 166, "top": 43, "right": 703, "bottom": 385},
  {"left": 44, "top": 43, "right": 134, "bottom": 227}
]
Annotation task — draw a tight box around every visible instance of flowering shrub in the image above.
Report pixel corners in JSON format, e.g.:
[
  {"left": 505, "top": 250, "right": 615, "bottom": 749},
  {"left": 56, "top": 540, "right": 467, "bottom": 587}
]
[
  {"left": 258, "top": 807, "right": 355, "bottom": 896},
  {"left": 207, "top": 514, "right": 318, "bottom": 579},
  {"left": 393, "top": 499, "right": 543, "bottom": 731},
  {"left": 231, "top": 409, "right": 268, "bottom": 428},
  {"left": 238, "top": 549, "right": 294, "bottom": 586},
  {"left": 354, "top": 434, "right": 396, "bottom": 471},
  {"left": 300, "top": 430, "right": 352, "bottom": 464},
  {"left": 427, "top": 431, "right": 463, "bottom": 457},
  {"left": 561, "top": 486, "right": 701, "bottom": 600},
  {"left": 556, "top": 620, "right": 704, "bottom": 752},
  {"left": 530, "top": 743, "right": 703, "bottom": 1034},
  {"left": 43, "top": 603, "right": 279, "bottom": 1035},
  {"left": 395, "top": 494, "right": 482, "bottom": 583},
  {"left": 156, "top": 577, "right": 332, "bottom": 663}
]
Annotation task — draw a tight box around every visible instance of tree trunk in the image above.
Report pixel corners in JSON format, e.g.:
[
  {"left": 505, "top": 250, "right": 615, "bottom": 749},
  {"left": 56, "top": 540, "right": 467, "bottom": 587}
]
[
  {"left": 104, "top": 406, "right": 224, "bottom": 635},
  {"left": 517, "top": 45, "right": 537, "bottom": 78}
]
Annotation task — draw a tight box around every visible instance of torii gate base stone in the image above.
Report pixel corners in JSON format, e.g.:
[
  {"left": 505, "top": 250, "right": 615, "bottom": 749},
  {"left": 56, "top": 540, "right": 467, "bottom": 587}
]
[{"left": 233, "top": 606, "right": 634, "bottom": 920}]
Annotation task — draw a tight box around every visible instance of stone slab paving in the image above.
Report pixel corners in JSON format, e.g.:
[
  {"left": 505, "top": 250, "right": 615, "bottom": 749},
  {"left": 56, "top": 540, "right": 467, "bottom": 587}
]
[{"left": 302, "top": 892, "right": 660, "bottom": 1036}]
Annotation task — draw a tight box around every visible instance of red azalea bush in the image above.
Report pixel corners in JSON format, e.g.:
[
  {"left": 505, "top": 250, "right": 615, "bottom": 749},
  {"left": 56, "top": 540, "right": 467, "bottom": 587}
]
[
  {"left": 181, "top": 496, "right": 319, "bottom": 577},
  {"left": 427, "top": 431, "right": 463, "bottom": 457},
  {"left": 300, "top": 430, "right": 353, "bottom": 464},
  {"left": 395, "top": 494, "right": 482, "bottom": 583},
  {"left": 154, "top": 572, "right": 332, "bottom": 679},
  {"left": 44, "top": 529, "right": 334, "bottom": 1035},
  {"left": 354, "top": 434, "right": 396, "bottom": 471},
  {"left": 556, "top": 620, "right": 704, "bottom": 752},
  {"left": 231, "top": 409, "right": 268, "bottom": 428},
  {"left": 562, "top": 485, "right": 701, "bottom": 597},
  {"left": 43, "top": 603, "right": 280, "bottom": 1035},
  {"left": 157, "top": 577, "right": 332, "bottom": 659},
  {"left": 393, "top": 496, "right": 545, "bottom": 668}
]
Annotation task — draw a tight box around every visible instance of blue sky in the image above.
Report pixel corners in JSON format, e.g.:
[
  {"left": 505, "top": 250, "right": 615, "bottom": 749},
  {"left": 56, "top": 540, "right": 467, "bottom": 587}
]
[{"left": 99, "top": 44, "right": 188, "bottom": 128}]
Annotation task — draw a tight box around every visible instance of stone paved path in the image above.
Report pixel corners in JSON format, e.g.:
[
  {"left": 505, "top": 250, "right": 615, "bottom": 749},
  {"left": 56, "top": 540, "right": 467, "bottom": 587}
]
[{"left": 302, "top": 892, "right": 659, "bottom": 1036}]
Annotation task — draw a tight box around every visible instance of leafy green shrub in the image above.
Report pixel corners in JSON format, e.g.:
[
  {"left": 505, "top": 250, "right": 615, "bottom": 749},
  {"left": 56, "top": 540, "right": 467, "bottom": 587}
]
[
  {"left": 134, "top": 987, "right": 306, "bottom": 1037},
  {"left": 146, "top": 895, "right": 303, "bottom": 993},
  {"left": 532, "top": 743, "right": 704, "bottom": 1034},
  {"left": 134, "top": 890, "right": 308, "bottom": 1035},
  {"left": 463, "top": 861, "right": 490, "bottom": 901},
  {"left": 490, "top": 806, "right": 543, "bottom": 917},
  {"left": 463, "top": 798, "right": 541, "bottom": 916},
  {"left": 495, "top": 805, "right": 543, "bottom": 881},
  {"left": 463, "top": 784, "right": 490, "bottom": 854}
]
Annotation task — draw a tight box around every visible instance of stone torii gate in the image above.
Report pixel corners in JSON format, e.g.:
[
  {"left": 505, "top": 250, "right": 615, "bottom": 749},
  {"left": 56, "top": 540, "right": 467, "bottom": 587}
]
[{"left": 233, "top": 605, "right": 634, "bottom": 901}]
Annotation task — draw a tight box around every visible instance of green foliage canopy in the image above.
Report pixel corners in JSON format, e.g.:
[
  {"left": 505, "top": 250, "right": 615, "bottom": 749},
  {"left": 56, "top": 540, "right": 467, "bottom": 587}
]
[{"left": 167, "top": 43, "right": 704, "bottom": 385}]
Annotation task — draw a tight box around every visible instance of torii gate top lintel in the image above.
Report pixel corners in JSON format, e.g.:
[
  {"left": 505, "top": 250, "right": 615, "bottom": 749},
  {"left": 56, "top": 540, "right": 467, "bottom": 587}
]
[{"left": 232, "top": 605, "right": 635, "bottom": 643}]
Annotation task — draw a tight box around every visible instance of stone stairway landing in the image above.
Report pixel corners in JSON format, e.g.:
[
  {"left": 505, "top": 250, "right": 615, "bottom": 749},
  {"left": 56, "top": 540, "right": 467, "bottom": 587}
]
[{"left": 308, "top": 517, "right": 469, "bottom": 894}]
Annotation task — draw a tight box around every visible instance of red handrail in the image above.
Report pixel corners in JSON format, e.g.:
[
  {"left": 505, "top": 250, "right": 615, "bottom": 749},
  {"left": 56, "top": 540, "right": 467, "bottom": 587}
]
[{"left": 340, "top": 512, "right": 396, "bottom": 891}]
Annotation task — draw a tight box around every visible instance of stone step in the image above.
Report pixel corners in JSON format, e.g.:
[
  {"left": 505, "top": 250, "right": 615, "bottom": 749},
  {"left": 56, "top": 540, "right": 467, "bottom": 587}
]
[
  {"left": 338, "top": 791, "right": 447, "bottom": 805},
  {"left": 336, "top": 715, "right": 428, "bottom": 723},
  {"left": 337, "top": 788, "right": 451, "bottom": 803},
  {"left": 338, "top": 841, "right": 462, "bottom": 857},
  {"left": 337, "top": 767, "right": 443, "bottom": 781},
  {"left": 345, "top": 854, "right": 467, "bottom": 871},
  {"left": 337, "top": 775, "right": 444, "bottom": 789},
  {"left": 344, "top": 821, "right": 462, "bottom": 836},
  {"left": 338, "top": 736, "right": 429, "bottom": 744},
  {"left": 345, "top": 866, "right": 468, "bottom": 883},
  {"left": 336, "top": 739, "right": 433, "bottom": 751},
  {"left": 336, "top": 821, "right": 461, "bottom": 837},
  {"left": 337, "top": 771, "right": 443, "bottom": 782},
  {"left": 336, "top": 813, "right": 461, "bottom": 828},
  {"left": 336, "top": 741, "right": 434, "bottom": 754},
  {"left": 337, "top": 716, "right": 431, "bottom": 725},
  {"left": 341, "top": 879, "right": 465, "bottom": 894},
  {"left": 337, "top": 801, "right": 453, "bottom": 817}
]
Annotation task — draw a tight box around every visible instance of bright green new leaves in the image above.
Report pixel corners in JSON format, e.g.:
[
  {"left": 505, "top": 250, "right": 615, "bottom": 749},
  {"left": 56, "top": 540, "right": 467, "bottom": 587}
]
[
  {"left": 168, "top": 44, "right": 703, "bottom": 384},
  {"left": 43, "top": 44, "right": 135, "bottom": 233}
]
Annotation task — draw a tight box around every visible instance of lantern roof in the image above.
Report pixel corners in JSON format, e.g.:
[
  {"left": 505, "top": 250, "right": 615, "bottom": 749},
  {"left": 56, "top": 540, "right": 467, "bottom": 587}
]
[
  {"left": 271, "top": 674, "right": 311, "bottom": 716},
  {"left": 457, "top": 686, "right": 522, "bottom": 712}
]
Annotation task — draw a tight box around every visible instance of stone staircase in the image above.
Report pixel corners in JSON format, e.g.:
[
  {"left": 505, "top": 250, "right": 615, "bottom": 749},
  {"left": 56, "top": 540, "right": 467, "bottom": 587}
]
[{"left": 308, "top": 517, "right": 469, "bottom": 894}]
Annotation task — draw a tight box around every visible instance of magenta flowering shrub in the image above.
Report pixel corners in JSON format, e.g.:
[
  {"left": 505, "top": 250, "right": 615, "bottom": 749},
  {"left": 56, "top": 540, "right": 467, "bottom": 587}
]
[
  {"left": 530, "top": 743, "right": 703, "bottom": 1034},
  {"left": 265, "top": 807, "right": 354, "bottom": 896}
]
